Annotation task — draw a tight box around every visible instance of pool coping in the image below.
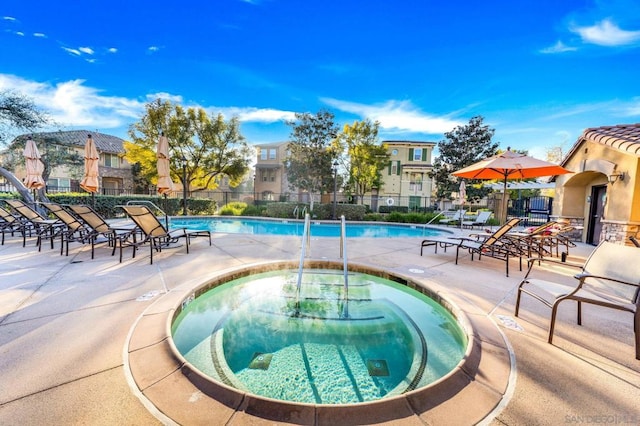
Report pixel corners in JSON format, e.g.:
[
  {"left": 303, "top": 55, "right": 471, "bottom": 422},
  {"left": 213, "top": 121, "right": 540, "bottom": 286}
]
[{"left": 124, "top": 260, "right": 514, "bottom": 425}]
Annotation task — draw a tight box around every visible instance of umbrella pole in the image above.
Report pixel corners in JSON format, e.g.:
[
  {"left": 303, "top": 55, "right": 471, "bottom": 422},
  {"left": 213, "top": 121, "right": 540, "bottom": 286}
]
[
  {"left": 502, "top": 178, "right": 508, "bottom": 225},
  {"left": 91, "top": 192, "right": 96, "bottom": 208}
]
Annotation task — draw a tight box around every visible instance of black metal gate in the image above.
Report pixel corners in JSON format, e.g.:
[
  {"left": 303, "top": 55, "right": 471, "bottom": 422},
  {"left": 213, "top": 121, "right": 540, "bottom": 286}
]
[{"left": 509, "top": 196, "right": 553, "bottom": 226}]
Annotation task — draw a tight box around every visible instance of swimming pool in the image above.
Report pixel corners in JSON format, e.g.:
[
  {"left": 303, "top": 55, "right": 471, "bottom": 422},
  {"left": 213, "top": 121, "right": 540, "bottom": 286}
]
[{"left": 169, "top": 217, "right": 449, "bottom": 238}]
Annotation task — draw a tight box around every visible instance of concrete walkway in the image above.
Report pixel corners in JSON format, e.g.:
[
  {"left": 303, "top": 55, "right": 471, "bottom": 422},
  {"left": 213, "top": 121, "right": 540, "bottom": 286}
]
[{"left": 0, "top": 224, "right": 638, "bottom": 425}]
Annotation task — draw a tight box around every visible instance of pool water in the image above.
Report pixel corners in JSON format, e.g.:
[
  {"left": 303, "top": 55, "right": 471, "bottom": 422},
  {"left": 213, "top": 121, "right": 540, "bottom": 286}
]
[
  {"left": 171, "top": 269, "right": 467, "bottom": 404},
  {"left": 170, "top": 217, "right": 447, "bottom": 238}
]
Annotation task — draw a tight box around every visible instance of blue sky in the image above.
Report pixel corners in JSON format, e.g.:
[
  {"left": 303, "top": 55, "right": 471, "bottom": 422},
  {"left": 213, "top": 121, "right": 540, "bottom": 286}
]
[{"left": 1, "top": 0, "right": 639, "bottom": 160}]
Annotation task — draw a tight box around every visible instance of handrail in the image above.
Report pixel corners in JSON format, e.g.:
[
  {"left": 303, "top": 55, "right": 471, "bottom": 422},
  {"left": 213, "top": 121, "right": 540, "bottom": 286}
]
[
  {"left": 294, "top": 213, "right": 311, "bottom": 316},
  {"left": 340, "top": 215, "right": 349, "bottom": 318},
  {"left": 126, "top": 200, "right": 169, "bottom": 230},
  {"left": 293, "top": 205, "right": 299, "bottom": 219},
  {"left": 426, "top": 210, "right": 447, "bottom": 225}
]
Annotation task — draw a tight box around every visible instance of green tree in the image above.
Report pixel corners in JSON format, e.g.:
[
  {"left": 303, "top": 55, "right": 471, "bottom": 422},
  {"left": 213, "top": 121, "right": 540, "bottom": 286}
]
[
  {"left": 430, "top": 116, "right": 499, "bottom": 202},
  {"left": 6, "top": 134, "right": 84, "bottom": 182},
  {"left": 285, "top": 110, "right": 339, "bottom": 210},
  {"left": 335, "top": 119, "right": 389, "bottom": 204},
  {"left": 0, "top": 90, "right": 49, "bottom": 146},
  {"left": 127, "top": 99, "right": 252, "bottom": 193}
]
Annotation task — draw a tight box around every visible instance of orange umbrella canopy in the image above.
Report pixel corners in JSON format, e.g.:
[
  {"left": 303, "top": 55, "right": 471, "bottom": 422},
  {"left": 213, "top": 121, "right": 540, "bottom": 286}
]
[
  {"left": 453, "top": 149, "right": 571, "bottom": 180},
  {"left": 453, "top": 148, "right": 572, "bottom": 223},
  {"left": 156, "top": 134, "right": 174, "bottom": 195},
  {"left": 80, "top": 135, "right": 100, "bottom": 193},
  {"left": 23, "top": 139, "right": 45, "bottom": 190}
]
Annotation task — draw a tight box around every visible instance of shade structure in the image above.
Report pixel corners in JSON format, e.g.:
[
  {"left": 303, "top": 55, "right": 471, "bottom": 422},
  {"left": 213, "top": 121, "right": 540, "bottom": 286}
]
[
  {"left": 453, "top": 149, "right": 572, "bottom": 224},
  {"left": 80, "top": 135, "right": 100, "bottom": 193},
  {"left": 23, "top": 139, "right": 45, "bottom": 190},
  {"left": 156, "top": 134, "right": 174, "bottom": 195}
]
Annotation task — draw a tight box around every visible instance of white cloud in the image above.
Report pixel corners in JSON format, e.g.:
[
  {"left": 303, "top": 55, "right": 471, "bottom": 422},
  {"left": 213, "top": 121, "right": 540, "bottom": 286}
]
[
  {"left": 0, "top": 74, "right": 146, "bottom": 129},
  {"left": 62, "top": 47, "right": 81, "bottom": 56},
  {"left": 108, "top": 47, "right": 118, "bottom": 53},
  {"left": 148, "top": 46, "right": 160, "bottom": 53},
  {"left": 145, "top": 92, "right": 184, "bottom": 103},
  {"left": 15, "top": 31, "right": 24, "bottom": 36},
  {"left": 540, "top": 40, "right": 578, "bottom": 54},
  {"left": 572, "top": 18, "right": 640, "bottom": 46},
  {"left": 79, "top": 47, "right": 94, "bottom": 55},
  {"left": 321, "top": 98, "right": 463, "bottom": 134},
  {"left": 218, "top": 107, "right": 296, "bottom": 122},
  {"left": 3, "top": 16, "right": 16, "bottom": 21},
  {"left": 33, "top": 32, "right": 46, "bottom": 38}
]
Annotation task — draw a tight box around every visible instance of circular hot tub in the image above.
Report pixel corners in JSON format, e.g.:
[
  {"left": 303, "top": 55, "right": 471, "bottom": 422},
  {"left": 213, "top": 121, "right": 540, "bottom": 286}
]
[{"left": 125, "top": 260, "right": 513, "bottom": 425}]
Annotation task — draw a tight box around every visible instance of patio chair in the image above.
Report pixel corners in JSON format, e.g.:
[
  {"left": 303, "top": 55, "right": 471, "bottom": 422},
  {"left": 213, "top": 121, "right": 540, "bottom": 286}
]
[
  {"left": 504, "top": 221, "right": 558, "bottom": 259},
  {"left": 461, "top": 210, "right": 492, "bottom": 229},
  {"left": 41, "top": 202, "right": 91, "bottom": 256},
  {"left": 455, "top": 217, "right": 522, "bottom": 276},
  {"left": 0, "top": 205, "right": 32, "bottom": 246},
  {"left": 120, "top": 205, "right": 211, "bottom": 265},
  {"left": 4, "top": 199, "right": 64, "bottom": 251},
  {"left": 536, "top": 224, "right": 577, "bottom": 257},
  {"left": 67, "top": 204, "right": 137, "bottom": 261},
  {"left": 515, "top": 241, "right": 640, "bottom": 360},
  {"left": 630, "top": 236, "right": 640, "bottom": 248},
  {"left": 439, "top": 209, "right": 467, "bottom": 226}
]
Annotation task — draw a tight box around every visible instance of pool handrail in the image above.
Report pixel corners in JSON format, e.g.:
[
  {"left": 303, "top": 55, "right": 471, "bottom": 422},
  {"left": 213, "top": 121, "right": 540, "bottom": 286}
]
[
  {"left": 294, "top": 213, "right": 311, "bottom": 315},
  {"left": 340, "top": 215, "right": 349, "bottom": 318}
]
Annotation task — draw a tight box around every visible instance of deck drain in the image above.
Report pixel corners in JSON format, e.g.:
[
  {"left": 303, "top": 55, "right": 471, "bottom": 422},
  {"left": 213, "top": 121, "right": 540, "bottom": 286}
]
[
  {"left": 495, "top": 315, "right": 524, "bottom": 331},
  {"left": 136, "top": 290, "right": 161, "bottom": 301}
]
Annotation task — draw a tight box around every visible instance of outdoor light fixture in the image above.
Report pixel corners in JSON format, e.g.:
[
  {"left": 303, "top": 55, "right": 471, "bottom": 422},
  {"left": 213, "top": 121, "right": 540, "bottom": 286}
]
[{"left": 608, "top": 172, "right": 625, "bottom": 184}]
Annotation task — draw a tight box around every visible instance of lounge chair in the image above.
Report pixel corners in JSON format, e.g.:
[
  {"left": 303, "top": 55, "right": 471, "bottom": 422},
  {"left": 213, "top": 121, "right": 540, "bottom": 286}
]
[
  {"left": 455, "top": 218, "right": 522, "bottom": 276},
  {"left": 504, "top": 221, "right": 558, "bottom": 258},
  {"left": 630, "top": 236, "right": 639, "bottom": 248},
  {"left": 461, "top": 210, "right": 492, "bottom": 229},
  {"left": 536, "top": 224, "right": 577, "bottom": 257},
  {"left": 4, "top": 199, "right": 64, "bottom": 251},
  {"left": 41, "top": 202, "right": 90, "bottom": 256},
  {"left": 0, "top": 205, "right": 31, "bottom": 246},
  {"left": 120, "top": 205, "right": 211, "bottom": 264},
  {"left": 439, "top": 209, "right": 467, "bottom": 226},
  {"left": 515, "top": 241, "right": 640, "bottom": 360},
  {"left": 67, "top": 204, "right": 137, "bottom": 261}
]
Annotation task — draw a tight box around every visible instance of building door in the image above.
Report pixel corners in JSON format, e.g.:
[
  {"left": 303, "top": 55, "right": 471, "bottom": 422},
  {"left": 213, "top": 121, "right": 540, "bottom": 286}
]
[{"left": 587, "top": 185, "right": 606, "bottom": 245}]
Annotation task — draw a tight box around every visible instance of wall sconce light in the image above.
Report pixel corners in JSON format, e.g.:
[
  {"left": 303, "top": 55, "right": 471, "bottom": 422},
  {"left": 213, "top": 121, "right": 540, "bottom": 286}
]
[{"left": 608, "top": 172, "right": 625, "bottom": 184}]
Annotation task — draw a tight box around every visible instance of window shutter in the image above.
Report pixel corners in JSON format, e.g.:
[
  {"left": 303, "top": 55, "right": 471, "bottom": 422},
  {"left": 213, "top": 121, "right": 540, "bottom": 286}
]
[
  {"left": 408, "top": 148, "right": 414, "bottom": 161},
  {"left": 397, "top": 161, "right": 401, "bottom": 175},
  {"left": 387, "top": 161, "right": 392, "bottom": 175},
  {"left": 422, "top": 149, "right": 427, "bottom": 161}
]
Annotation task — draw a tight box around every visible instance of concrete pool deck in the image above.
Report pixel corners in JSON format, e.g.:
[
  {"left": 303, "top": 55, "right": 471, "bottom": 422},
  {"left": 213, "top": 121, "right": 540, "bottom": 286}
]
[{"left": 0, "top": 224, "right": 638, "bottom": 425}]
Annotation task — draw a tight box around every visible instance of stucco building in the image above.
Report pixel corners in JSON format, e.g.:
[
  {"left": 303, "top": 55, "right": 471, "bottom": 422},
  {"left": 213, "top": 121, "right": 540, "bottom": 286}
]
[{"left": 553, "top": 123, "right": 639, "bottom": 245}]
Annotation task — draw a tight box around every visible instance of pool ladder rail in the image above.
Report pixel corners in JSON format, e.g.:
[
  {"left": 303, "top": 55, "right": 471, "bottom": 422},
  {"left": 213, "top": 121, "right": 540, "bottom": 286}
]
[{"left": 295, "top": 214, "right": 349, "bottom": 318}]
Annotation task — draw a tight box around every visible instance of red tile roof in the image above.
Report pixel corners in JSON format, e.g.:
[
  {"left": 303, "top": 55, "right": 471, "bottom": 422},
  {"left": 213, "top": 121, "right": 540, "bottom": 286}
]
[{"left": 580, "top": 123, "right": 640, "bottom": 156}]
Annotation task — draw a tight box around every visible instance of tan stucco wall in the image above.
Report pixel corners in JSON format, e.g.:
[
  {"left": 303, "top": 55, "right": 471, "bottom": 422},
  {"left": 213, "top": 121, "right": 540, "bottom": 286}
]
[{"left": 555, "top": 139, "right": 640, "bottom": 243}]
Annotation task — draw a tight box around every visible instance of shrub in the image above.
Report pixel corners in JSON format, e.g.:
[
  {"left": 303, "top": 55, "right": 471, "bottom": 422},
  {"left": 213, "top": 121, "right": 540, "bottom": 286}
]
[{"left": 219, "top": 201, "right": 248, "bottom": 216}]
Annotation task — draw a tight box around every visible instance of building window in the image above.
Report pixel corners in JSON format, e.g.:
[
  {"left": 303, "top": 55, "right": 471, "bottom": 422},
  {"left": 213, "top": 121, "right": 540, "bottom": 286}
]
[
  {"left": 413, "top": 148, "right": 422, "bottom": 161},
  {"left": 409, "top": 173, "right": 423, "bottom": 191},
  {"left": 260, "top": 149, "right": 267, "bottom": 160},
  {"left": 47, "top": 178, "right": 70, "bottom": 192},
  {"left": 103, "top": 153, "right": 119, "bottom": 167},
  {"left": 269, "top": 149, "right": 277, "bottom": 160}
]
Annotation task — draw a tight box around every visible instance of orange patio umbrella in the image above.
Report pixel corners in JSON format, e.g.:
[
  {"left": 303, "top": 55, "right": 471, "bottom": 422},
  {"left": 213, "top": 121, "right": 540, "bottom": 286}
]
[
  {"left": 453, "top": 148, "right": 572, "bottom": 224},
  {"left": 23, "top": 138, "right": 46, "bottom": 192},
  {"left": 156, "top": 133, "right": 174, "bottom": 195},
  {"left": 80, "top": 135, "right": 100, "bottom": 206}
]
